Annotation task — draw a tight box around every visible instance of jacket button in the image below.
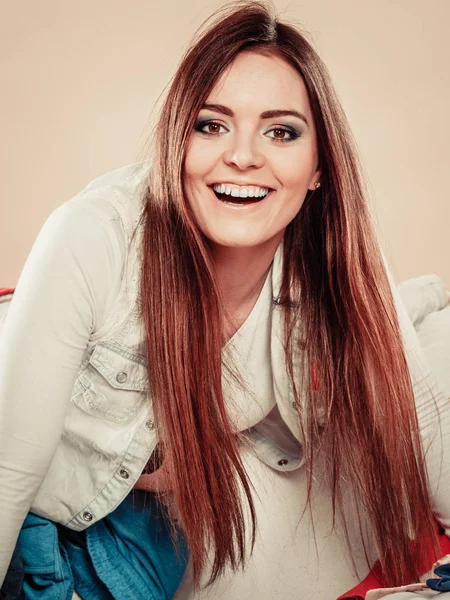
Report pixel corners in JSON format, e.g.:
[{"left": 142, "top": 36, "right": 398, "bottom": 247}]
[
  {"left": 120, "top": 468, "right": 130, "bottom": 479},
  {"left": 291, "top": 400, "right": 299, "bottom": 409},
  {"left": 145, "top": 419, "right": 155, "bottom": 430},
  {"left": 82, "top": 511, "right": 93, "bottom": 522},
  {"left": 116, "top": 372, "right": 127, "bottom": 383},
  {"left": 278, "top": 459, "right": 288, "bottom": 467}
]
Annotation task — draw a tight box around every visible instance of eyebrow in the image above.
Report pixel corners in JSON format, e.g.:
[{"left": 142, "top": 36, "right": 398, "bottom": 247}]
[{"left": 201, "top": 103, "right": 309, "bottom": 126}]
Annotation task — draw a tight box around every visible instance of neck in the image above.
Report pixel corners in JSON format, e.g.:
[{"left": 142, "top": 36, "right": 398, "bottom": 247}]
[{"left": 210, "top": 236, "right": 282, "bottom": 339}]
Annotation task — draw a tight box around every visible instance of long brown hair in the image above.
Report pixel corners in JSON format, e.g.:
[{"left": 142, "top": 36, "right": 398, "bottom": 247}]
[{"left": 138, "top": 0, "right": 440, "bottom": 587}]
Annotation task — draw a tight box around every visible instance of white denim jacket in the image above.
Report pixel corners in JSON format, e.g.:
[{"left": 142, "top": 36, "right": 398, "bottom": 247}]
[
  {"left": 36, "top": 163, "right": 304, "bottom": 527},
  {"left": 1, "top": 163, "right": 450, "bottom": 588},
  {"left": 0, "top": 163, "right": 307, "bottom": 583}
]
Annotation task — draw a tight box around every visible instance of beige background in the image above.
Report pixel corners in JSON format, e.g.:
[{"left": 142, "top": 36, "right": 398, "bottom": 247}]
[{"left": 1, "top": 0, "right": 449, "bottom": 287}]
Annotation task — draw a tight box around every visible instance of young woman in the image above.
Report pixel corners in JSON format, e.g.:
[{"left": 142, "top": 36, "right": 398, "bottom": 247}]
[{"left": 1, "top": 2, "right": 449, "bottom": 599}]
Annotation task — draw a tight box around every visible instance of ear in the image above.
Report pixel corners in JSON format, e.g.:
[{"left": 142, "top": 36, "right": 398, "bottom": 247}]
[{"left": 308, "top": 168, "right": 322, "bottom": 191}]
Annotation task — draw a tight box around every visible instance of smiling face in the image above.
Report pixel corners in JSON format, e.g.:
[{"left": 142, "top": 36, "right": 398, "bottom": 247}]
[{"left": 183, "top": 50, "right": 321, "bottom": 255}]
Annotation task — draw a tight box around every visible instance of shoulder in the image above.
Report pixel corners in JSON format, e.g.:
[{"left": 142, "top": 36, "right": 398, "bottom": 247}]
[
  {"left": 56, "top": 162, "right": 149, "bottom": 236},
  {"left": 33, "top": 162, "right": 150, "bottom": 282}
]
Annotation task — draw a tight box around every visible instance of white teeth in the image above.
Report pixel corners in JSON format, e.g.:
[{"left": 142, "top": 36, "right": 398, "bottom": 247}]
[{"left": 213, "top": 183, "right": 270, "bottom": 199}]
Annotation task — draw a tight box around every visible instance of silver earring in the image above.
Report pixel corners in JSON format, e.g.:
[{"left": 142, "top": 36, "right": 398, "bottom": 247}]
[{"left": 314, "top": 182, "right": 321, "bottom": 189}]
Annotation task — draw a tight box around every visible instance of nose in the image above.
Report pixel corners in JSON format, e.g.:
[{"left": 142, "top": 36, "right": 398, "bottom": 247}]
[{"left": 222, "top": 134, "right": 265, "bottom": 170}]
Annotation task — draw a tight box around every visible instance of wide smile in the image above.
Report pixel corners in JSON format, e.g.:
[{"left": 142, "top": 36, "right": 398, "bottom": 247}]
[{"left": 208, "top": 184, "right": 275, "bottom": 208}]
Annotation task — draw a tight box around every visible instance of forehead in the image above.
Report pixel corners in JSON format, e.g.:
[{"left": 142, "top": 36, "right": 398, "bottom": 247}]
[{"left": 205, "top": 50, "right": 312, "bottom": 118}]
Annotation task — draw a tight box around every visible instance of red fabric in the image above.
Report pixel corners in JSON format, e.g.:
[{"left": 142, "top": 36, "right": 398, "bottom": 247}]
[
  {"left": 0, "top": 288, "right": 15, "bottom": 297},
  {"left": 337, "top": 523, "right": 450, "bottom": 600}
]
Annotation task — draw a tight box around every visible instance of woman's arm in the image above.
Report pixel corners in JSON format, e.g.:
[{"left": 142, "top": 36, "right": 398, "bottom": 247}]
[
  {"left": 0, "top": 195, "right": 125, "bottom": 585},
  {"left": 383, "top": 254, "right": 450, "bottom": 535}
]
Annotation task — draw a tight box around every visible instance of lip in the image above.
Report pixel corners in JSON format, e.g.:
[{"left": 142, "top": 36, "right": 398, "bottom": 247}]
[
  {"left": 208, "top": 184, "right": 274, "bottom": 209},
  {"left": 209, "top": 182, "right": 274, "bottom": 190}
]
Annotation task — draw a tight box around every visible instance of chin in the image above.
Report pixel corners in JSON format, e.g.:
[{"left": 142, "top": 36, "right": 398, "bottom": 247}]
[
  {"left": 208, "top": 238, "right": 258, "bottom": 249},
  {"left": 205, "top": 232, "right": 275, "bottom": 250}
]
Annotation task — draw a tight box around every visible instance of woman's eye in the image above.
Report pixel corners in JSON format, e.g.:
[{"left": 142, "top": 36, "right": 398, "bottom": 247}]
[
  {"left": 266, "top": 127, "right": 299, "bottom": 142},
  {"left": 195, "top": 120, "right": 227, "bottom": 135}
]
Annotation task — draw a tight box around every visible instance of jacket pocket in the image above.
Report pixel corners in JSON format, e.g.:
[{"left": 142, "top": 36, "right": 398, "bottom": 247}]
[{"left": 74, "top": 344, "right": 148, "bottom": 425}]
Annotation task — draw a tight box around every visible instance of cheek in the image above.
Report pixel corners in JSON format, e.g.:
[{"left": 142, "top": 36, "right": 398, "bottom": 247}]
[
  {"left": 275, "top": 149, "right": 317, "bottom": 191},
  {"left": 183, "top": 148, "right": 198, "bottom": 188},
  {"left": 184, "top": 140, "right": 217, "bottom": 185}
]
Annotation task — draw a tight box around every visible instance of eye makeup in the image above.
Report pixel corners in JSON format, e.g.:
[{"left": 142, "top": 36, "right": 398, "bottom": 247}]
[
  {"left": 194, "top": 119, "right": 228, "bottom": 135},
  {"left": 266, "top": 124, "right": 301, "bottom": 142},
  {"left": 193, "top": 118, "right": 302, "bottom": 142}
]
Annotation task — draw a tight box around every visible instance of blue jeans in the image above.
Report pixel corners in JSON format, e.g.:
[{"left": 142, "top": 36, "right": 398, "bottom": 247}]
[{"left": 1, "top": 490, "right": 189, "bottom": 600}]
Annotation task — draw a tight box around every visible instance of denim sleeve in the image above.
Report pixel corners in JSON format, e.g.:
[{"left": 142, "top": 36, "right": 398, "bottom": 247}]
[
  {"left": 0, "top": 196, "right": 125, "bottom": 586},
  {"left": 382, "top": 251, "right": 450, "bottom": 539}
]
